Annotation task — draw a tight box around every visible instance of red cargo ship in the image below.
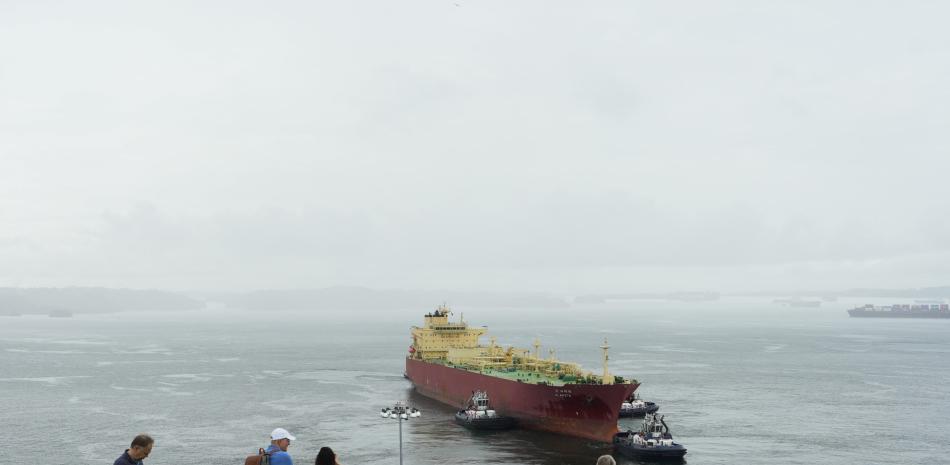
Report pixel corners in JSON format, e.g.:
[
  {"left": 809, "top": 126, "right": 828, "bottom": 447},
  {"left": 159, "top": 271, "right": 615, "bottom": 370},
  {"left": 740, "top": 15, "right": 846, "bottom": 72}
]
[{"left": 405, "top": 305, "right": 638, "bottom": 442}]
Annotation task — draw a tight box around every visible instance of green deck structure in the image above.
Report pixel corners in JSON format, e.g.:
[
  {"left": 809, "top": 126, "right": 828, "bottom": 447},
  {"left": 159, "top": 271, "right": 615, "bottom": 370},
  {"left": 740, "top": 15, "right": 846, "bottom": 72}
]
[
  {"left": 479, "top": 367, "right": 569, "bottom": 386},
  {"left": 438, "top": 361, "right": 582, "bottom": 386}
]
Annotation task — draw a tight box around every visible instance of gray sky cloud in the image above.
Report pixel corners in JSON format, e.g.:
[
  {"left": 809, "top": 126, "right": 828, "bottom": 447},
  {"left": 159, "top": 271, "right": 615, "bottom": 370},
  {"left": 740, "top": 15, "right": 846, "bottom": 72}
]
[{"left": 2, "top": 1, "right": 949, "bottom": 292}]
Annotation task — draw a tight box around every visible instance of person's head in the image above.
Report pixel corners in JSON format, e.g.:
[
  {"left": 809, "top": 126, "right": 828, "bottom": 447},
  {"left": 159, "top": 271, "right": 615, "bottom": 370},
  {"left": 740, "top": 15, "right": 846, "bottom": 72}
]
[
  {"left": 315, "top": 446, "right": 337, "bottom": 465},
  {"left": 271, "top": 428, "right": 296, "bottom": 451},
  {"left": 128, "top": 434, "right": 154, "bottom": 461},
  {"left": 595, "top": 455, "right": 616, "bottom": 465}
]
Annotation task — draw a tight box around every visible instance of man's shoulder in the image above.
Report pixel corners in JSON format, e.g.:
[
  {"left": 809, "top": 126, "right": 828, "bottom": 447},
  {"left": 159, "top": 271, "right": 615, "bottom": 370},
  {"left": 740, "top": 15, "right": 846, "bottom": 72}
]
[
  {"left": 113, "top": 452, "right": 137, "bottom": 465},
  {"left": 269, "top": 450, "right": 293, "bottom": 465}
]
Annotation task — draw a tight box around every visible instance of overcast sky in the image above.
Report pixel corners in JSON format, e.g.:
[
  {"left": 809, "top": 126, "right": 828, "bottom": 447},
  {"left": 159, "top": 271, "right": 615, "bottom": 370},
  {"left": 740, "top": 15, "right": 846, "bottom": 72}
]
[{"left": 2, "top": 1, "right": 949, "bottom": 293}]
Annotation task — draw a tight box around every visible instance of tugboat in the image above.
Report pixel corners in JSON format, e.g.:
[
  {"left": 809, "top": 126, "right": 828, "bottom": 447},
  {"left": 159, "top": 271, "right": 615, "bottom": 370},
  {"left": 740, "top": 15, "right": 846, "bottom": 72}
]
[
  {"left": 613, "top": 413, "right": 687, "bottom": 460},
  {"left": 454, "top": 390, "right": 516, "bottom": 430},
  {"left": 619, "top": 393, "right": 659, "bottom": 418}
]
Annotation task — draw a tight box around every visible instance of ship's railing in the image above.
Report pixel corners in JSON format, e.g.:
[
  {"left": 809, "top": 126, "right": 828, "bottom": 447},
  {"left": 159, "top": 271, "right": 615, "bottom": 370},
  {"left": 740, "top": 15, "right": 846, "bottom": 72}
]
[
  {"left": 428, "top": 324, "right": 469, "bottom": 330},
  {"left": 437, "top": 348, "right": 638, "bottom": 385},
  {"left": 442, "top": 358, "right": 638, "bottom": 385}
]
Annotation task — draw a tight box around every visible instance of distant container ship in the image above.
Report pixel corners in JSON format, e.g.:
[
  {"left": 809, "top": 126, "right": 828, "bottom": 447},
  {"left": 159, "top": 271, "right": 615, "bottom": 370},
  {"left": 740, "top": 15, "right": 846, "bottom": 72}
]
[
  {"left": 405, "top": 305, "right": 638, "bottom": 442},
  {"left": 848, "top": 303, "right": 950, "bottom": 318}
]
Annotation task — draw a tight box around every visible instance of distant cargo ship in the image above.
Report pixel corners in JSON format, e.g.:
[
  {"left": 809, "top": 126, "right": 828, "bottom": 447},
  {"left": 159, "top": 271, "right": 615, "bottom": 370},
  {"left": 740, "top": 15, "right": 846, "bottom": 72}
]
[
  {"left": 848, "top": 303, "right": 950, "bottom": 318},
  {"left": 405, "top": 305, "right": 638, "bottom": 442}
]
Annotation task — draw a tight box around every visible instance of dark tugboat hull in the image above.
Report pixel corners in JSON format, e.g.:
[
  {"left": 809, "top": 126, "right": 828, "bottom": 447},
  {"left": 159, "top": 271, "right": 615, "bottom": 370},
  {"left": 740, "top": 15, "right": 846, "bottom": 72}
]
[
  {"left": 454, "top": 412, "right": 517, "bottom": 430},
  {"left": 613, "top": 432, "right": 687, "bottom": 460},
  {"left": 619, "top": 403, "right": 659, "bottom": 418},
  {"left": 616, "top": 446, "right": 687, "bottom": 460}
]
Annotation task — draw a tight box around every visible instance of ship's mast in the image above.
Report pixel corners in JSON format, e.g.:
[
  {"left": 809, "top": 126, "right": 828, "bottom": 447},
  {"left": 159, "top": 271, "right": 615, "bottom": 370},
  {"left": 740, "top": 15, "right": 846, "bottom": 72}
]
[{"left": 601, "top": 338, "right": 614, "bottom": 385}]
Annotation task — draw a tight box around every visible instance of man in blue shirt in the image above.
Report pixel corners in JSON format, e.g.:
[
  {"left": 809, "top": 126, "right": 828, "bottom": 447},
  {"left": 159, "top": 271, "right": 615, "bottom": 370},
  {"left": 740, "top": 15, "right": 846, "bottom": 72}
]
[
  {"left": 266, "top": 428, "right": 296, "bottom": 465},
  {"left": 114, "top": 434, "right": 153, "bottom": 465}
]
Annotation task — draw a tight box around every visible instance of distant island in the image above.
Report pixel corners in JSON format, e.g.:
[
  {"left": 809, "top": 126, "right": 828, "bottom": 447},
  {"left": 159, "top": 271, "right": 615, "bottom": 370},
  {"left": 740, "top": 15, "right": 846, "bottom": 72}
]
[
  {"left": 572, "top": 286, "right": 950, "bottom": 306},
  {"left": 732, "top": 286, "right": 950, "bottom": 300},
  {"left": 574, "top": 291, "right": 720, "bottom": 304},
  {"left": 208, "top": 286, "right": 571, "bottom": 311},
  {"left": 0, "top": 287, "right": 205, "bottom": 315},
  {"left": 0, "top": 286, "right": 570, "bottom": 315},
  {"left": 5, "top": 284, "right": 950, "bottom": 315}
]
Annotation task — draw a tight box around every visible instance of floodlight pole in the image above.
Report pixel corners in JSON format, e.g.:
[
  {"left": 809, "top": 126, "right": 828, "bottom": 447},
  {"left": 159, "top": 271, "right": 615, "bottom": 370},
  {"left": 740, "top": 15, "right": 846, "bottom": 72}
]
[
  {"left": 382, "top": 401, "right": 417, "bottom": 465},
  {"left": 398, "top": 410, "right": 404, "bottom": 465}
]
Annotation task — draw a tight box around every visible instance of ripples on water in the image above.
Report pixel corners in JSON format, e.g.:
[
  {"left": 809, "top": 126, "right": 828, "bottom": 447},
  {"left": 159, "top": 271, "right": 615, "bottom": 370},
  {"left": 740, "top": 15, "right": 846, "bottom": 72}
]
[{"left": 1, "top": 298, "right": 947, "bottom": 465}]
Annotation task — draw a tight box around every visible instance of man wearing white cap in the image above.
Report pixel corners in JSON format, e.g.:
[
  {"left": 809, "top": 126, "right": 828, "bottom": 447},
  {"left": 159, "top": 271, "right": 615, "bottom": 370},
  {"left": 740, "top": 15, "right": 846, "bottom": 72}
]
[{"left": 265, "top": 428, "right": 296, "bottom": 465}]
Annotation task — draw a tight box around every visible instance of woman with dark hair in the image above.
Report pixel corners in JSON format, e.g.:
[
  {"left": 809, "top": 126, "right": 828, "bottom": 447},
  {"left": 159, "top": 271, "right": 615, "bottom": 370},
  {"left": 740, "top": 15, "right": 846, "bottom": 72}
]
[{"left": 315, "top": 447, "right": 339, "bottom": 465}]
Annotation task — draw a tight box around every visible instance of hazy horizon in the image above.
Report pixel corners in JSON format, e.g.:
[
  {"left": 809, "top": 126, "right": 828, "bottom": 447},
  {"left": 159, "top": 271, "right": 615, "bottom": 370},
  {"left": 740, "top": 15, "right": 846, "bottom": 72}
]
[{"left": 3, "top": 1, "right": 949, "bottom": 294}]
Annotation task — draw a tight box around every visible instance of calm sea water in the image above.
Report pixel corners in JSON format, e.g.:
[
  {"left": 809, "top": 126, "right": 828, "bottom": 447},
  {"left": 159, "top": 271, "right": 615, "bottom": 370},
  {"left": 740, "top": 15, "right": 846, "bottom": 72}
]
[{"left": 1, "top": 298, "right": 947, "bottom": 465}]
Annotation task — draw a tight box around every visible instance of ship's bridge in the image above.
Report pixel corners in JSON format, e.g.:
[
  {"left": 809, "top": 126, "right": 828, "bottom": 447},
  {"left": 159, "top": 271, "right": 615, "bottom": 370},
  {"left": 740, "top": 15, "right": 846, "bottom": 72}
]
[{"left": 411, "top": 305, "right": 486, "bottom": 361}]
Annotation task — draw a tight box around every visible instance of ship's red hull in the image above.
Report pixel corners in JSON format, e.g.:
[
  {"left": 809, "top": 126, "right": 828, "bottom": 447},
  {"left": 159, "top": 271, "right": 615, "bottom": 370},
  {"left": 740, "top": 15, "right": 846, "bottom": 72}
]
[{"left": 405, "top": 358, "right": 637, "bottom": 442}]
